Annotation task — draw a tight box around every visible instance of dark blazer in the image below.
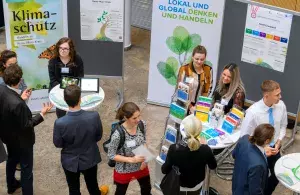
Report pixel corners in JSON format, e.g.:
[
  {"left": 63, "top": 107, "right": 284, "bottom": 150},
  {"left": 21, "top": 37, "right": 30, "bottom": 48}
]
[
  {"left": 48, "top": 54, "right": 84, "bottom": 91},
  {"left": 53, "top": 110, "right": 102, "bottom": 172},
  {"left": 232, "top": 135, "right": 268, "bottom": 195},
  {"left": 161, "top": 141, "right": 217, "bottom": 188},
  {"left": 0, "top": 85, "right": 44, "bottom": 148}
]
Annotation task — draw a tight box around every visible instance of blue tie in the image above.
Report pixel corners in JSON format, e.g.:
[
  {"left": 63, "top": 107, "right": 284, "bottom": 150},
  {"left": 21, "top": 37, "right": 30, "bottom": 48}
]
[
  {"left": 268, "top": 108, "right": 275, "bottom": 146},
  {"left": 268, "top": 108, "right": 274, "bottom": 127}
]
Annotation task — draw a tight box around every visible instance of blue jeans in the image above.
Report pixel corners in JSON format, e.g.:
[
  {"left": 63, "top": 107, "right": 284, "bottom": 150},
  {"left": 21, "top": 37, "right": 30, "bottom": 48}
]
[{"left": 6, "top": 145, "right": 33, "bottom": 195}]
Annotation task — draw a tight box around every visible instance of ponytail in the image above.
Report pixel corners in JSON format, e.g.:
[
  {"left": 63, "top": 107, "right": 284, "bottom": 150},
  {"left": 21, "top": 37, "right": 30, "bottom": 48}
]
[{"left": 187, "top": 136, "right": 200, "bottom": 151}]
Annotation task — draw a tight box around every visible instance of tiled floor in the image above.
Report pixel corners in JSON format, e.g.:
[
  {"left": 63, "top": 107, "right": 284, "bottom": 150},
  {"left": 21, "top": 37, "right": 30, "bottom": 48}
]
[{"left": 0, "top": 27, "right": 298, "bottom": 194}]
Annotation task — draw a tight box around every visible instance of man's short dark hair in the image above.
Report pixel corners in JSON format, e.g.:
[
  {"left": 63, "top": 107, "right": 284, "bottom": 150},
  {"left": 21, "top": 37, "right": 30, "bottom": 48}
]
[
  {"left": 3, "top": 64, "right": 22, "bottom": 86},
  {"left": 64, "top": 84, "right": 81, "bottom": 107}
]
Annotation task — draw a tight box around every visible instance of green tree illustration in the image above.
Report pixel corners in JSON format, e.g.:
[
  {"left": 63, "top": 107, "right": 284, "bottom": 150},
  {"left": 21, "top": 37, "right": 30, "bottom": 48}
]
[{"left": 157, "top": 26, "right": 213, "bottom": 86}]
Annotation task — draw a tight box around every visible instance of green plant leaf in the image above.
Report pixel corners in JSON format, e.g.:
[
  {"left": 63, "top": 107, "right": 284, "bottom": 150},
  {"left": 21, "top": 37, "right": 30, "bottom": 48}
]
[
  {"left": 188, "top": 34, "right": 202, "bottom": 52},
  {"left": 205, "top": 60, "right": 213, "bottom": 67},
  {"left": 157, "top": 61, "right": 175, "bottom": 79},
  {"left": 166, "top": 56, "right": 179, "bottom": 72},
  {"left": 166, "top": 37, "right": 184, "bottom": 55},
  {"left": 173, "top": 26, "right": 189, "bottom": 41},
  {"left": 166, "top": 76, "right": 177, "bottom": 86},
  {"left": 157, "top": 57, "right": 179, "bottom": 86}
]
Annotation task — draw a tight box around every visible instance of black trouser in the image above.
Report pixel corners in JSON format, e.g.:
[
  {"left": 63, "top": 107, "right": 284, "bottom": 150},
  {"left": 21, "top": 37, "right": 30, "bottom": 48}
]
[
  {"left": 265, "top": 149, "right": 281, "bottom": 195},
  {"left": 56, "top": 108, "right": 66, "bottom": 118},
  {"left": 115, "top": 175, "right": 151, "bottom": 195},
  {"left": 63, "top": 165, "right": 100, "bottom": 195},
  {"left": 6, "top": 145, "right": 33, "bottom": 195}
]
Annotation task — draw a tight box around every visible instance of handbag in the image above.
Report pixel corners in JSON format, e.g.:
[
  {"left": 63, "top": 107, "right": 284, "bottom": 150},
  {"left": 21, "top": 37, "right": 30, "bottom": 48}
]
[{"left": 160, "top": 165, "right": 181, "bottom": 195}]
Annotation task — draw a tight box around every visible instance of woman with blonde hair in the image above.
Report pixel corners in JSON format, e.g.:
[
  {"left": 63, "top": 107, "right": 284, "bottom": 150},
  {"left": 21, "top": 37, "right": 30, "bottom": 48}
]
[
  {"left": 161, "top": 115, "right": 217, "bottom": 195},
  {"left": 212, "top": 63, "right": 245, "bottom": 114}
]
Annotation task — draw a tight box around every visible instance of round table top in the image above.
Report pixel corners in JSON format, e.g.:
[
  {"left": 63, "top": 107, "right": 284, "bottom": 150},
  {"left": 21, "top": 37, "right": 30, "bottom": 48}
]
[
  {"left": 49, "top": 84, "right": 105, "bottom": 111},
  {"left": 275, "top": 153, "right": 300, "bottom": 193},
  {"left": 180, "top": 116, "right": 240, "bottom": 149}
]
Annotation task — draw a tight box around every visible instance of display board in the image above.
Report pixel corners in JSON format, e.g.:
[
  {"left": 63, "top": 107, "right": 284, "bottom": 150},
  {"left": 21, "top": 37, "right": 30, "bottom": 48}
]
[
  {"left": 218, "top": 0, "right": 300, "bottom": 114},
  {"left": 67, "top": 0, "right": 124, "bottom": 76}
]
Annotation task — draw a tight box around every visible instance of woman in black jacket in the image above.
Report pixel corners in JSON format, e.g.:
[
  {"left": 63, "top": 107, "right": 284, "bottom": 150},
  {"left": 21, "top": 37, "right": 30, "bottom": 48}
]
[
  {"left": 48, "top": 37, "right": 84, "bottom": 118},
  {"left": 161, "top": 115, "right": 217, "bottom": 195}
]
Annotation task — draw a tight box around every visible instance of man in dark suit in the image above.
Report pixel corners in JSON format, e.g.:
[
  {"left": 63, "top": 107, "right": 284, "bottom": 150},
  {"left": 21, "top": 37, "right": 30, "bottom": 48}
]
[
  {"left": 232, "top": 124, "right": 274, "bottom": 195},
  {"left": 53, "top": 84, "right": 107, "bottom": 195},
  {"left": 0, "top": 65, "right": 53, "bottom": 195}
]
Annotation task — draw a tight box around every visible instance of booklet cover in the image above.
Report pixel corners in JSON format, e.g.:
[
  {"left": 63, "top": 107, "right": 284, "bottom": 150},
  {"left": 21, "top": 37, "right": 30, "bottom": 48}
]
[
  {"left": 165, "top": 125, "right": 177, "bottom": 144},
  {"left": 177, "top": 82, "right": 189, "bottom": 102},
  {"left": 170, "top": 102, "right": 186, "bottom": 123},
  {"left": 160, "top": 145, "right": 169, "bottom": 161}
]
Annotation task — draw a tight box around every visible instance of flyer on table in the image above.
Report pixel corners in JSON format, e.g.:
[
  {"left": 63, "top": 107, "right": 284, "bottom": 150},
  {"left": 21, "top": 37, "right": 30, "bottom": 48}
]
[
  {"left": 241, "top": 4, "right": 293, "bottom": 72},
  {"left": 80, "top": 0, "right": 124, "bottom": 42}
]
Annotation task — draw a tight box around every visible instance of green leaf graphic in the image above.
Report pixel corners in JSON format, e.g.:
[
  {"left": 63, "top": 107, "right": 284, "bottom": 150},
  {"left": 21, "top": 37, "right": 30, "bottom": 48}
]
[
  {"left": 173, "top": 26, "right": 189, "bottom": 41},
  {"left": 188, "top": 34, "right": 201, "bottom": 52},
  {"left": 166, "top": 37, "right": 183, "bottom": 55},
  {"left": 157, "top": 57, "right": 179, "bottom": 86}
]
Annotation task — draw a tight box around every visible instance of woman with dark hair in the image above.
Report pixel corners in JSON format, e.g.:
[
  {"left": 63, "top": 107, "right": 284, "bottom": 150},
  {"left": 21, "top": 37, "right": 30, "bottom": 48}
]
[
  {"left": 48, "top": 37, "right": 84, "bottom": 118},
  {"left": 212, "top": 63, "right": 245, "bottom": 114},
  {"left": 176, "top": 45, "right": 213, "bottom": 114},
  {"left": 107, "top": 102, "right": 152, "bottom": 195},
  {"left": 232, "top": 124, "right": 274, "bottom": 195},
  {"left": 0, "top": 50, "right": 27, "bottom": 93}
]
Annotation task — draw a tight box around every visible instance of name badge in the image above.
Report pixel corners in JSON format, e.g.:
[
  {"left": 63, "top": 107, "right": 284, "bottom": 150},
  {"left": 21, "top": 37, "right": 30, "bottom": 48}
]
[
  {"left": 221, "top": 98, "right": 229, "bottom": 106},
  {"left": 185, "top": 77, "right": 194, "bottom": 84},
  {"left": 126, "top": 140, "right": 136, "bottom": 147},
  {"left": 61, "top": 67, "right": 69, "bottom": 74}
]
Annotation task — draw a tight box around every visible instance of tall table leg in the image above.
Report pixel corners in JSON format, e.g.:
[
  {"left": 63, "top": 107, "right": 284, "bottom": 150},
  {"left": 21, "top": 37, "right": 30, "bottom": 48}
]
[{"left": 201, "top": 166, "right": 219, "bottom": 195}]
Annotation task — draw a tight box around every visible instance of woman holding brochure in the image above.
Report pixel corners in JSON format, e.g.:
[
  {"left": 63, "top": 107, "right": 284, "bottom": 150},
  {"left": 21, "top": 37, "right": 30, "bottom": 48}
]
[
  {"left": 107, "top": 102, "right": 152, "bottom": 195},
  {"left": 161, "top": 115, "right": 217, "bottom": 195},
  {"left": 48, "top": 37, "right": 84, "bottom": 118},
  {"left": 212, "top": 63, "right": 245, "bottom": 114},
  {"left": 176, "top": 45, "right": 213, "bottom": 114}
]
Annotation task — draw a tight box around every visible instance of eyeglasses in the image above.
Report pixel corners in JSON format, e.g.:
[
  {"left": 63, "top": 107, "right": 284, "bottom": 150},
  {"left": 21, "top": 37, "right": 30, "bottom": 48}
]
[{"left": 59, "top": 47, "right": 70, "bottom": 51}]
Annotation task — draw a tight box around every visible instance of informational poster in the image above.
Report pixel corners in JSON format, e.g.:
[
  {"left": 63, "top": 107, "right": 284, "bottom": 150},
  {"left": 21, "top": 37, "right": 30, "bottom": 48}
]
[
  {"left": 80, "top": 0, "right": 124, "bottom": 42},
  {"left": 241, "top": 4, "right": 293, "bottom": 72},
  {"left": 4, "top": 0, "right": 67, "bottom": 112},
  {"left": 147, "top": 0, "right": 225, "bottom": 106}
]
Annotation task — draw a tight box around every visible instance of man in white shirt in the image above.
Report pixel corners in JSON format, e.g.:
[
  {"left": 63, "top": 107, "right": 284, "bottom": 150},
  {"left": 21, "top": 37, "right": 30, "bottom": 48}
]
[{"left": 240, "top": 80, "right": 288, "bottom": 195}]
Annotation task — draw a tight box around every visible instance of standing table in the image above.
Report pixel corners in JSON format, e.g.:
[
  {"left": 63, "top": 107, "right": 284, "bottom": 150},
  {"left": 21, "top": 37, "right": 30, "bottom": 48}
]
[
  {"left": 275, "top": 153, "right": 300, "bottom": 195},
  {"left": 49, "top": 84, "right": 105, "bottom": 111},
  {"left": 180, "top": 120, "right": 240, "bottom": 195}
]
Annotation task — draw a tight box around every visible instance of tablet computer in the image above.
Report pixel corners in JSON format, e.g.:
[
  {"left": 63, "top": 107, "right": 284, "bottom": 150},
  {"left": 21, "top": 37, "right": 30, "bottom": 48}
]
[
  {"left": 80, "top": 78, "right": 99, "bottom": 93},
  {"left": 60, "top": 76, "right": 80, "bottom": 89}
]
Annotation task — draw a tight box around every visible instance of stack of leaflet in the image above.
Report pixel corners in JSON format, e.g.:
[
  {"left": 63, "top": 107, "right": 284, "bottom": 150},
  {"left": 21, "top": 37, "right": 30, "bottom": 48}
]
[
  {"left": 169, "top": 102, "right": 186, "bottom": 123},
  {"left": 159, "top": 125, "right": 177, "bottom": 162},
  {"left": 195, "top": 96, "right": 212, "bottom": 122},
  {"left": 221, "top": 107, "right": 244, "bottom": 134}
]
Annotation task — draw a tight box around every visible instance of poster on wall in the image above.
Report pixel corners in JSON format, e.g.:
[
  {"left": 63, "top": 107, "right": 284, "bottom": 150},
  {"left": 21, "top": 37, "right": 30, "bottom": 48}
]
[
  {"left": 3, "top": 0, "right": 66, "bottom": 112},
  {"left": 241, "top": 4, "right": 293, "bottom": 72},
  {"left": 80, "top": 0, "right": 124, "bottom": 42},
  {"left": 147, "top": 0, "right": 226, "bottom": 106}
]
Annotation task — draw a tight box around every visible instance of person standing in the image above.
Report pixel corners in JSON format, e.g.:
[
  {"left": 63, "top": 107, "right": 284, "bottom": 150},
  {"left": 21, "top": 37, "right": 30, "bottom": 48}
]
[
  {"left": 176, "top": 45, "right": 213, "bottom": 114},
  {"left": 48, "top": 37, "right": 84, "bottom": 118},
  {"left": 53, "top": 84, "right": 107, "bottom": 195},
  {"left": 0, "top": 65, "right": 52, "bottom": 195},
  {"left": 232, "top": 124, "right": 274, "bottom": 195},
  {"left": 240, "top": 80, "right": 288, "bottom": 195},
  {"left": 108, "top": 102, "right": 152, "bottom": 195}
]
